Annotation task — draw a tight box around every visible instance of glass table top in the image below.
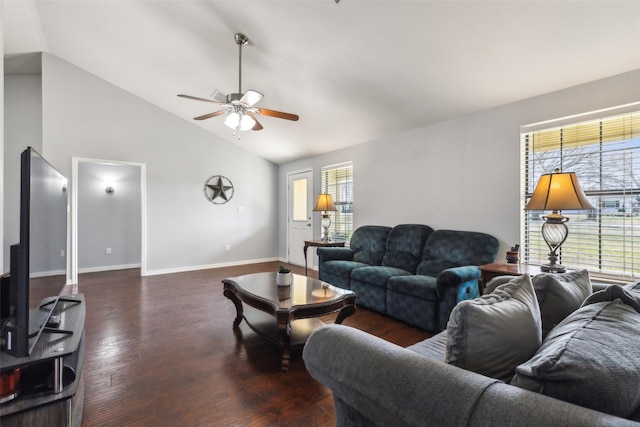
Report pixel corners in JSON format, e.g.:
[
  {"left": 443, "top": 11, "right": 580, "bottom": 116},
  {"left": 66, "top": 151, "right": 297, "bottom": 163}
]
[{"left": 224, "top": 272, "right": 353, "bottom": 308}]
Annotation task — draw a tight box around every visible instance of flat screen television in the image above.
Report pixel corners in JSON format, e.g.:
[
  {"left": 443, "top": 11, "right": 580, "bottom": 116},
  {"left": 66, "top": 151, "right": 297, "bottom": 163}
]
[{"left": 2, "top": 147, "right": 70, "bottom": 357}]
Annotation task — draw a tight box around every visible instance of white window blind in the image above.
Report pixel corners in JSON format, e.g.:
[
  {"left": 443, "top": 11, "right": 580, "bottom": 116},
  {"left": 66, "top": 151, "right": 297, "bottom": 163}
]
[
  {"left": 321, "top": 162, "right": 353, "bottom": 242},
  {"left": 522, "top": 111, "right": 640, "bottom": 281}
]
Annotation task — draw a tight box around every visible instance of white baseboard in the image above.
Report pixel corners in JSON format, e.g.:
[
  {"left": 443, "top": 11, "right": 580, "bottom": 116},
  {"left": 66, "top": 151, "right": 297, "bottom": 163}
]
[
  {"left": 30, "top": 269, "right": 66, "bottom": 278},
  {"left": 78, "top": 263, "right": 141, "bottom": 274},
  {"left": 76, "top": 257, "right": 312, "bottom": 277},
  {"left": 144, "top": 257, "right": 280, "bottom": 277}
]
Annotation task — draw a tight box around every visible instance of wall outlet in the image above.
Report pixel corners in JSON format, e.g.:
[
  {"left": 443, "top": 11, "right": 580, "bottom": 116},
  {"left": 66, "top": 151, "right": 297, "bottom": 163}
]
[
  {"left": 238, "top": 206, "right": 245, "bottom": 213},
  {"left": 225, "top": 245, "right": 231, "bottom": 252},
  {"left": 61, "top": 250, "right": 65, "bottom": 258},
  {"left": 106, "top": 247, "right": 112, "bottom": 255}
]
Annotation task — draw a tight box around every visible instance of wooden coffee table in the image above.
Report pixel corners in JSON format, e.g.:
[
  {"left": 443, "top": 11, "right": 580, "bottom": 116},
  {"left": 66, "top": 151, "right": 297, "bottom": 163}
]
[{"left": 222, "top": 272, "right": 356, "bottom": 371}]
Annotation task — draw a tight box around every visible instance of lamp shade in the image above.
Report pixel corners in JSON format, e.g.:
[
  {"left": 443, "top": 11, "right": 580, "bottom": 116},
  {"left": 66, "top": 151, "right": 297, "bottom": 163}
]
[
  {"left": 313, "top": 194, "right": 337, "bottom": 212},
  {"left": 525, "top": 169, "right": 595, "bottom": 211}
]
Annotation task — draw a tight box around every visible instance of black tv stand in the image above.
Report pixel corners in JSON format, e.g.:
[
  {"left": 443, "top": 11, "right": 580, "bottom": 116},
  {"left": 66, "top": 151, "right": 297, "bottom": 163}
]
[
  {"left": 39, "top": 296, "right": 81, "bottom": 309},
  {"left": 42, "top": 326, "right": 74, "bottom": 335},
  {"left": 1, "top": 294, "right": 85, "bottom": 427}
]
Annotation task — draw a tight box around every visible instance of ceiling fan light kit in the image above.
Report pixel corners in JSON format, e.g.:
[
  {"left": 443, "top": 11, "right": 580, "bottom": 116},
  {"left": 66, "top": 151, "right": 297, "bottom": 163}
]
[
  {"left": 178, "top": 33, "right": 299, "bottom": 137},
  {"left": 224, "top": 111, "right": 256, "bottom": 131}
]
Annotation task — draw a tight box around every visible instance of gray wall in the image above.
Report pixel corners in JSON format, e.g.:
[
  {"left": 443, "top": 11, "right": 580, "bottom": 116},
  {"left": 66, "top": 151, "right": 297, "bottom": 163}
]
[
  {"left": 78, "top": 162, "right": 142, "bottom": 272},
  {"left": 3, "top": 53, "right": 279, "bottom": 277},
  {"left": 3, "top": 74, "right": 43, "bottom": 270},
  {"left": 5, "top": 47, "right": 640, "bottom": 276},
  {"left": 40, "top": 54, "right": 279, "bottom": 275},
  {"left": 279, "top": 68, "right": 640, "bottom": 264}
]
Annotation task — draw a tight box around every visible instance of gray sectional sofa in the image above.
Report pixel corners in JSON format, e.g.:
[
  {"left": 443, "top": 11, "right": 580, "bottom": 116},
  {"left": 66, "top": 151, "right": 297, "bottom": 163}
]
[
  {"left": 304, "top": 272, "right": 640, "bottom": 426},
  {"left": 318, "top": 224, "right": 499, "bottom": 332}
]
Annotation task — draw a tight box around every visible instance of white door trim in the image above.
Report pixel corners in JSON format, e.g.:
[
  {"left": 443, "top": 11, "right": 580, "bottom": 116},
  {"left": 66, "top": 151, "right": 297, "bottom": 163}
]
[{"left": 286, "top": 167, "right": 313, "bottom": 266}]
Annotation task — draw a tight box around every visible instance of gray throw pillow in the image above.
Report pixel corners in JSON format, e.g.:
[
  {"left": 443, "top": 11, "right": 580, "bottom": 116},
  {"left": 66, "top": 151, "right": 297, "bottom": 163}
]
[
  {"left": 484, "top": 276, "right": 516, "bottom": 294},
  {"left": 532, "top": 269, "right": 592, "bottom": 334},
  {"left": 445, "top": 274, "right": 542, "bottom": 382},
  {"left": 511, "top": 286, "right": 640, "bottom": 420},
  {"left": 485, "top": 270, "right": 591, "bottom": 335},
  {"left": 625, "top": 281, "right": 640, "bottom": 294}
]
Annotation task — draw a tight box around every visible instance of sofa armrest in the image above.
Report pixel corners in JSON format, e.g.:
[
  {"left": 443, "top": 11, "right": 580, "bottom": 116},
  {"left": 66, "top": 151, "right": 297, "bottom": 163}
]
[
  {"left": 435, "top": 266, "right": 481, "bottom": 331},
  {"left": 436, "top": 265, "right": 481, "bottom": 288},
  {"left": 317, "top": 247, "right": 355, "bottom": 263},
  {"left": 303, "top": 324, "right": 499, "bottom": 427},
  {"left": 436, "top": 266, "right": 481, "bottom": 298}
]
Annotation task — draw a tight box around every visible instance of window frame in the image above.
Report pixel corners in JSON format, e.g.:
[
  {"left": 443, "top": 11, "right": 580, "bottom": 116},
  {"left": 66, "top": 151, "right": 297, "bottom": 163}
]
[
  {"left": 320, "top": 162, "right": 353, "bottom": 243},
  {"left": 521, "top": 109, "right": 640, "bottom": 282}
]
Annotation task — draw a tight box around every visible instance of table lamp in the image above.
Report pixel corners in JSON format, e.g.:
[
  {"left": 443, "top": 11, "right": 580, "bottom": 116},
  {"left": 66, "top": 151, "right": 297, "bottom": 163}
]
[
  {"left": 524, "top": 168, "right": 594, "bottom": 272},
  {"left": 313, "top": 193, "right": 337, "bottom": 242}
]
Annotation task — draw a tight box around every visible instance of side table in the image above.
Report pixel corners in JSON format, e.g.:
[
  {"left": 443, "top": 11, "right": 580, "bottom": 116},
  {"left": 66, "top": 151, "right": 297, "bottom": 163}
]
[
  {"left": 478, "top": 263, "right": 543, "bottom": 294},
  {"left": 303, "top": 240, "right": 345, "bottom": 275}
]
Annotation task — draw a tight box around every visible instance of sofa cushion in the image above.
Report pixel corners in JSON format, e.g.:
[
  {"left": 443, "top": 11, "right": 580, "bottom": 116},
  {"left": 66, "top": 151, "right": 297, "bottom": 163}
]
[
  {"left": 417, "top": 230, "right": 499, "bottom": 277},
  {"left": 416, "top": 259, "right": 460, "bottom": 277},
  {"left": 485, "top": 270, "right": 592, "bottom": 336},
  {"left": 322, "top": 260, "right": 371, "bottom": 278},
  {"left": 381, "top": 224, "right": 433, "bottom": 273},
  {"left": 387, "top": 275, "right": 438, "bottom": 301},
  {"left": 531, "top": 269, "right": 592, "bottom": 334},
  {"left": 351, "top": 266, "right": 411, "bottom": 289},
  {"left": 407, "top": 330, "right": 447, "bottom": 360},
  {"left": 445, "top": 274, "right": 542, "bottom": 382},
  {"left": 511, "top": 285, "right": 640, "bottom": 420},
  {"left": 349, "top": 225, "right": 391, "bottom": 265}
]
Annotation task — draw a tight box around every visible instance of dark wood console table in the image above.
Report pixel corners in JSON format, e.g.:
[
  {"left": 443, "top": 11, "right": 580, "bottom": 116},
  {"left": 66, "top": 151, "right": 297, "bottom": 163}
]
[
  {"left": 1, "top": 294, "right": 85, "bottom": 427},
  {"left": 303, "top": 239, "right": 345, "bottom": 275}
]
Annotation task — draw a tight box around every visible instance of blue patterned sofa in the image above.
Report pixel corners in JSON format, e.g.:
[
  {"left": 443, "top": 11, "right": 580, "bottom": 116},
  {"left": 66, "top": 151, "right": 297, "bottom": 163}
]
[{"left": 318, "top": 224, "right": 499, "bottom": 332}]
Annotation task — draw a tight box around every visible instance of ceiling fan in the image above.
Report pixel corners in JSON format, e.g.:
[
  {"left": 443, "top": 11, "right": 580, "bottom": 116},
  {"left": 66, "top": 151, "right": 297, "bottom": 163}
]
[{"left": 178, "top": 33, "right": 299, "bottom": 135}]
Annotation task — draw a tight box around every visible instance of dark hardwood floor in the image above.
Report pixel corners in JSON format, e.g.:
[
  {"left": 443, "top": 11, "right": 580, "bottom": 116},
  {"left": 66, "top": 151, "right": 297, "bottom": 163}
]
[{"left": 76, "top": 261, "right": 431, "bottom": 426}]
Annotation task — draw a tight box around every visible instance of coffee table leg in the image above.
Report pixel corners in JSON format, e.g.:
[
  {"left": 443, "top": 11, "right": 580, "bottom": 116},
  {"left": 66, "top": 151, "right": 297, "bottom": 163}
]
[
  {"left": 278, "top": 321, "right": 291, "bottom": 372},
  {"left": 223, "top": 289, "right": 244, "bottom": 328},
  {"left": 335, "top": 303, "right": 356, "bottom": 324}
]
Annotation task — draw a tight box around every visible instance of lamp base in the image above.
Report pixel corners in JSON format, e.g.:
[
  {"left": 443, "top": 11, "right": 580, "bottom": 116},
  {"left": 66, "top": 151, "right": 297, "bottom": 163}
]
[
  {"left": 540, "top": 263, "right": 567, "bottom": 273},
  {"left": 321, "top": 214, "right": 331, "bottom": 242}
]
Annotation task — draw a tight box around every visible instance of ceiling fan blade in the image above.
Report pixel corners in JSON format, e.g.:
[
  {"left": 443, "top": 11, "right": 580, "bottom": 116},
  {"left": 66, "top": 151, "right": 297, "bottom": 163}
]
[
  {"left": 246, "top": 112, "right": 263, "bottom": 131},
  {"left": 178, "top": 94, "right": 225, "bottom": 104},
  {"left": 194, "top": 110, "right": 228, "bottom": 120},
  {"left": 256, "top": 108, "right": 299, "bottom": 121},
  {"left": 211, "top": 90, "right": 227, "bottom": 104},
  {"left": 239, "top": 90, "right": 263, "bottom": 107}
]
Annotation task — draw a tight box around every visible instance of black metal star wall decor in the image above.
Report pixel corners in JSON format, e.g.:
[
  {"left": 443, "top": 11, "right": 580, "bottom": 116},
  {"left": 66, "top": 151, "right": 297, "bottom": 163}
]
[{"left": 204, "top": 175, "right": 234, "bottom": 204}]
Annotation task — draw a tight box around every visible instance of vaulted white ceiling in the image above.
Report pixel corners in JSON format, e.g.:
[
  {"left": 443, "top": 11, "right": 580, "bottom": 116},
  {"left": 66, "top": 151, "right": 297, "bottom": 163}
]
[{"left": 5, "top": 1, "right": 640, "bottom": 164}]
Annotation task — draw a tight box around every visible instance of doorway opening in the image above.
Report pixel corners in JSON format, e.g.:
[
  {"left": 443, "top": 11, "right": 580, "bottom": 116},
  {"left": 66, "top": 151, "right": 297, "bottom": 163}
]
[{"left": 71, "top": 158, "right": 146, "bottom": 284}]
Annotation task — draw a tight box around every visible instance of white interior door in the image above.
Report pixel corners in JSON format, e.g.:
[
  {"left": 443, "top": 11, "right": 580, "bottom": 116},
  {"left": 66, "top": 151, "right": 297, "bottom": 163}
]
[{"left": 287, "top": 169, "right": 313, "bottom": 267}]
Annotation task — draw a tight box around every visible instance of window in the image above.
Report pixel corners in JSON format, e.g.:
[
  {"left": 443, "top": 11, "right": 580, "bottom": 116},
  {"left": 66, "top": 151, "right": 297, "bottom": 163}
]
[
  {"left": 522, "top": 110, "right": 640, "bottom": 281},
  {"left": 321, "top": 162, "right": 353, "bottom": 242}
]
